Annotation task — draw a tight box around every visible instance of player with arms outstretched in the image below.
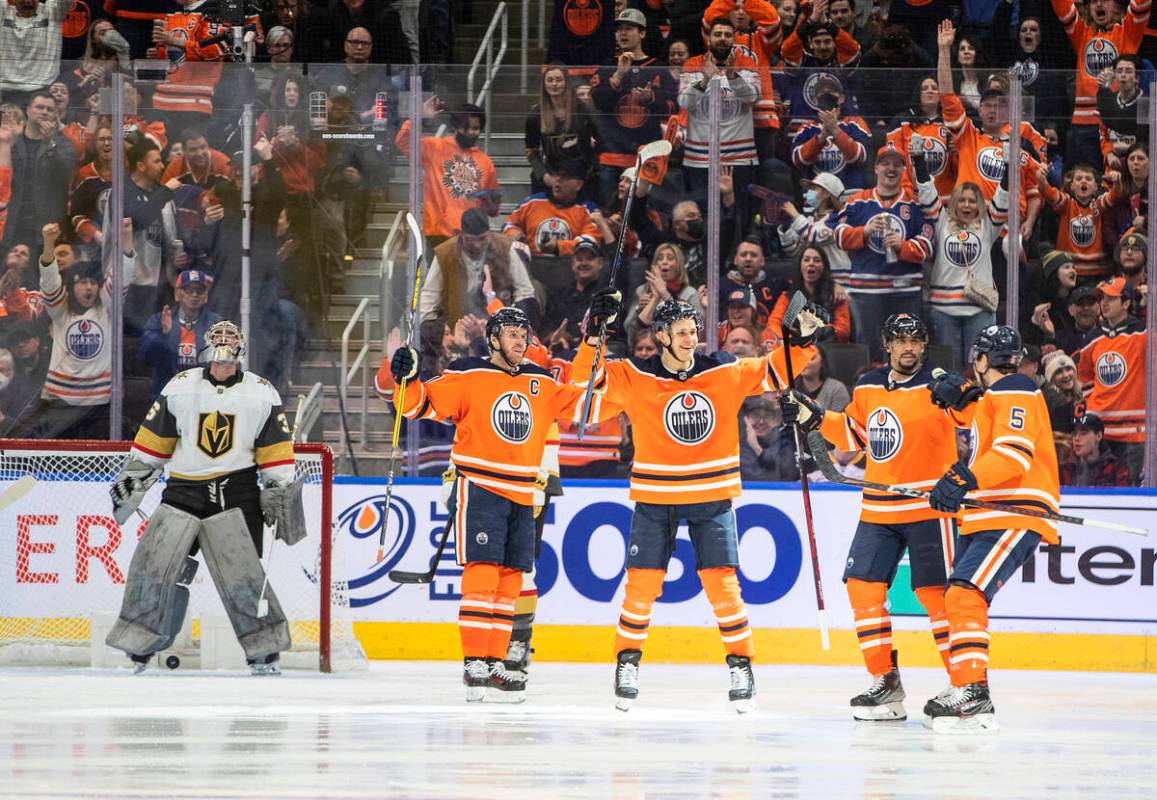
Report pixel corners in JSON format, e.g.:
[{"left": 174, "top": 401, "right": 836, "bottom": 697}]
[
  {"left": 573, "top": 293, "right": 823, "bottom": 713},
  {"left": 108, "top": 321, "right": 306, "bottom": 675},
  {"left": 922, "top": 325, "right": 1060, "bottom": 732},
  {"left": 781, "top": 313, "right": 968, "bottom": 721},
  {"left": 382, "top": 308, "right": 589, "bottom": 702}
]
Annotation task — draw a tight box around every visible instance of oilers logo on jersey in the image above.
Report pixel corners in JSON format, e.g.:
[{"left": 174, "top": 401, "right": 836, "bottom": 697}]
[
  {"left": 866, "top": 213, "right": 908, "bottom": 254},
  {"left": 802, "top": 72, "right": 845, "bottom": 111},
  {"left": 976, "top": 146, "right": 1007, "bottom": 182},
  {"left": 1084, "top": 38, "right": 1118, "bottom": 76},
  {"left": 866, "top": 407, "right": 903, "bottom": 462},
  {"left": 917, "top": 135, "right": 948, "bottom": 175},
  {"left": 945, "top": 230, "right": 984, "bottom": 267},
  {"left": 1096, "top": 351, "right": 1127, "bottom": 386},
  {"left": 492, "top": 392, "right": 533, "bottom": 443},
  {"left": 664, "top": 391, "right": 715, "bottom": 444},
  {"left": 66, "top": 318, "right": 104, "bottom": 360},
  {"left": 816, "top": 143, "right": 848, "bottom": 175},
  {"left": 534, "top": 218, "right": 573, "bottom": 252},
  {"left": 1069, "top": 214, "right": 1096, "bottom": 248},
  {"left": 197, "top": 411, "right": 236, "bottom": 458}
]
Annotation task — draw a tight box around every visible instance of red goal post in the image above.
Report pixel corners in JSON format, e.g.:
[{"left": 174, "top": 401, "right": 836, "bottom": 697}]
[{"left": 0, "top": 439, "right": 364, "bottom": 672}]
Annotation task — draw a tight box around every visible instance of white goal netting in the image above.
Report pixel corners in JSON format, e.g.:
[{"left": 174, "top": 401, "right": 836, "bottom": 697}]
[{"left": 0, "top": 441, "right": 366, "bottom": 671}]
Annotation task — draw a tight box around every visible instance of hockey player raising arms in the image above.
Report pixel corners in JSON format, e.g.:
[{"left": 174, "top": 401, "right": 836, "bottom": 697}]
[
  {"left": 781, "top": 313, "right": 967, "bottom": 722},
  {"left": 382, "top": 308, "right": 590, "bottom": 702},
  {"left": 572, "top": 293, "right": 824, "bottom": 713},
  {"left": 922, "top": 325, "right": 1060, "bottom": 732},
  {"left": 107, "top": 321, "right": 306, "bottom": 675}
]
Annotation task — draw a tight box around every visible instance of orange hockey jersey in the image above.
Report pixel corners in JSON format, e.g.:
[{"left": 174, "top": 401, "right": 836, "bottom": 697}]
[
  {"left": 1039, "top": 183, "right": 1123, "bottom": 279},
  {"left": 384, "top": 356, "right": 588, "bottom": 505},
  {"left": 395, "top": 120, "right": 499, "bottom": 239},
  {"left": 818, "top": 364, "right": 962, "bottom": 524},
  {"left": 1076, "top": 318, "right": 1147, "bottom": 443},
  {"left": 550, "top": 356, "right": 624, "bottom": 468},
  {"left": 701, "top": 0, "right": 782, "bottom": 130},
  {"left": 572, "top": 340, "right": 812, "bottom": 504},
  {"left": 961, "top": 374, "right": 1060, "bottom": 543},
  {"left": 153, "top": 11, "right": 262, "bottom": 116},
  {"left": 1052, "top": 0, "right": 1151, "bottom": 125},
  {"left": 886, "top": 120, "right": 958, "bottom": 200},
  {"left": 502, "top": 194, "right": 602, "bottom": 256}
]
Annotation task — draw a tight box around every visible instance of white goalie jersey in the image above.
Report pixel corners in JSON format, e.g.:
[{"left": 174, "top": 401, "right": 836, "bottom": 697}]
[{"left": 129, "top": 368, "right": 296, "bottom": 484}]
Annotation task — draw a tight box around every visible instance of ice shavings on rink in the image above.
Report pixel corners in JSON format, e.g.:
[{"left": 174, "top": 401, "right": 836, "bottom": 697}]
[{"left": 1, "top": 662, "right": 1155, "bottom": 799}]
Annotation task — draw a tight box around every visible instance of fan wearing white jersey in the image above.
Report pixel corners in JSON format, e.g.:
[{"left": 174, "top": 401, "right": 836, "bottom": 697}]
[{"left": 106, "top": 321, "right": 307, "bottom": 675}]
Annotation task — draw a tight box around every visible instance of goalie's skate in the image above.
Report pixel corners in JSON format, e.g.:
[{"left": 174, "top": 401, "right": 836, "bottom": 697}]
[
  {"left": 463, "top": 658, "right": 489, "bottom": 702},
  {"left": 923, "top": 681, "right": 999, "bottom": 734},
  {"left": 249, "top": 656, "right": 281, "bottom": 676},
  {"left": 850, "top": 651, "right": 906, "bottom": 721},
  {"left": 614, "top": 650, "right": 642, "bottom": 711},
  {"left": 486, "top": 659, "right": 527, "bottom": 704},
  {"left": 726, "top": 655, "right": 756, "bottom": 714},
  {"left": 130, "top": 655, "right": 151, "bottom": 675}
]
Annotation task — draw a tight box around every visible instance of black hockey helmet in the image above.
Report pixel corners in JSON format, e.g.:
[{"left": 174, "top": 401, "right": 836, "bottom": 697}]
[
  {"left": 969, "top": 324, "right": 1024, "bottom": 370},
  {"left": 881, "top": 312, "right": 928, "bottom": 344},
  {"left": 485, "top": 306, "right": 531, "bottom": 345},
  {"left": 651, "top": 299, "right": 703, "bottom": 336}
]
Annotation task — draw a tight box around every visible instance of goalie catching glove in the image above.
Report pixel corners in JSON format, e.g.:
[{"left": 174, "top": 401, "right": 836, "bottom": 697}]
[
  {"left": 929, "top": 460, "right": 978, "bottom": 514},
  {"left": 779, "top": 389, "right": 825, "bottom": 432},
  {"left": 260, "top": 477, "right": 309, "bottom": 545},
  {"left": 109, "top": 457, "right": 161, "bottom": 526}
]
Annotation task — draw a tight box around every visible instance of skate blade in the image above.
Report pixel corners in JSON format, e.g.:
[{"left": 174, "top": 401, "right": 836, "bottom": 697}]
[
  {"left": 731, "top": 697, "right": 757, "bottom": 715},
  {"left": 615, "top": 696, "right": 634, "bottom": 712},
  {"left": 853, "top": 702, "right": 907, "bottom": 722},
  {"left": 485, "top": 689, "right": 526, "bottom": 704},
  {"left": 465, "top": 686, "right": 487, "bottom": 702},
  {"left": 930, "top": 713, "right": 999, "bottom": 735}
]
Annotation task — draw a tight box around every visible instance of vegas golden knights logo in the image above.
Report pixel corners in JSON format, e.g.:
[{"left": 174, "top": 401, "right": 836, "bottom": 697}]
[{"left": 197, "top": 412, "right": 236, "bottom": 458}]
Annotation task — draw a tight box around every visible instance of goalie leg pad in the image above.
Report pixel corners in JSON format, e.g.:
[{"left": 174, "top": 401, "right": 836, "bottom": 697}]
[
  {"left": 198, "top": 508, "right": 291, "bottom": 662},
  {"left": 106, "top": 504, "right": 202, "bottom": 657},
  {"left": 260, "top": 477, "right": 308, "bottom": 546}
]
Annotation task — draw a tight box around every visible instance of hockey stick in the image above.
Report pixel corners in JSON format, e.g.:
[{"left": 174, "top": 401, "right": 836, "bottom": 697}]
[
  {"left": 0, "top": 475, "right": 35, "bottom": 512},
  {"left": 388, "top": 518, "right": 456, "bottom": 584},
  {"left": 376, "top": 212, "right": 428, "bottom": 564},
  {"left": 804, "top": 430, "right": 1149, "bottom": 537},
  {"left": 577, "top": 140, "right": 673, "bottom": 439},
  {"left": 780, "top": 292, "right": 830, "bottom": 649},
  {"left": 257, "top": 532, "right": 275, "bottom": 617}
]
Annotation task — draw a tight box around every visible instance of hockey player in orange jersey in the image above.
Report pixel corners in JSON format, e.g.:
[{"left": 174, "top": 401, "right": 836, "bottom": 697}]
[
  {"left": 780, "top": 313, "right": 967, "bottom": 722},
  {"left": 922, "top": 325, "right": 1061, "bottom": 733},
  {"left": 573, "top": 292, "right": 824, "bottom": 713},
  {"left": 382, "top": 307, "right": 589, "bottom": 702}
]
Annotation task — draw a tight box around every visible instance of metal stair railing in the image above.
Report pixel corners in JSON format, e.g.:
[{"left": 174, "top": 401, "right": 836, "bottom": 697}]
[
  {"left": 339, "top": 297, "right": 372, "bottom": 470},
  {"left": 435, "top": 2, "right": 508, "bottom": 150}
]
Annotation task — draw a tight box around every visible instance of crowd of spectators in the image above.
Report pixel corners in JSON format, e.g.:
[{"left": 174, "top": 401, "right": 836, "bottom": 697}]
[{"left": 0, "top": 0, "right": 1150, "bottom": 487}]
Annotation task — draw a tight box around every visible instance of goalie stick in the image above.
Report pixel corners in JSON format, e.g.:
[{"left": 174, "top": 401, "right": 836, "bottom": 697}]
[
  {"left": 377, "top": 212, "right": 428, "bottom": 564},
  {"left": 388, "top": 518, "right": 456, "bottom": 584},
  {"left": 804, "top": 430, "right": 1149, "bottom": 537},
  {"left": 577, "top": 140, "right": 673, "bottom": 439},
  {"left": 779, "top": 292, "right": 830, "bottom": 649},
  {"left": 0, "top": 475, "right": 35, "bottom": 513}
]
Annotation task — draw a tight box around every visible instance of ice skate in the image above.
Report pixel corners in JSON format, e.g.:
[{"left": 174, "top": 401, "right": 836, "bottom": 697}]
[
  {"left": 130, "top": 655, "right": 151, "bottom": 675},
  {"left": 504, "top": 638, "right": 532, "bottom": 679},
  {"left": 485, "top": 659, "right": 527, "bottom": 703},
  {"left": 614, "top": 649, "right": 641, "bottom": 711},
  {"left": 923, "top": 681, "right": 999, "bottom": 734},
  {"left": 726, "top": 655, "right": 756, "bottom": 714},
  {"left": 463, "top": 658, "right": 489, "bottom": 702},
  {"left": 249, "top": 656, "right": 281, "bottom": 676},
  {"left": 850, "top": 651, "right": 905, "bottom": 721}
]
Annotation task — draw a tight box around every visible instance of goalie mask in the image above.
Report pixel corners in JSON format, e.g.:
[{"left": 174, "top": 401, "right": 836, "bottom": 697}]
[{"left": 202, "top": 320, "right": 246, "bottom": 364}]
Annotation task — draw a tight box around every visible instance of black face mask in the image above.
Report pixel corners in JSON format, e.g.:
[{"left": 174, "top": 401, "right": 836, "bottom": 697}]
[
  {"left": 684, "top": 218, "right": 704, "bottom": 240},
  {"left": 456, "top": 132, "right": 479, "bottom": 150}
]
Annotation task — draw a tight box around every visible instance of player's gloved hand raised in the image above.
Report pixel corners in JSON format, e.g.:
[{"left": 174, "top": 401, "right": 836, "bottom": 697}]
[
  {"left": 779, "top": 389, "right": 824, "bottom": 432},
  {"left": 930, "top": 368, "right": 983, "bottom": 411},
  {"left": 587, "top": 288, "right": 622, "bottom": 333},
  {"left": 929, "top": 460, "right": 978, "bottom": 514},
  {"left": 390, "top": 345, "right": 420, "bottom": 383},
  {"left": 789, "top": 303, "right": 831, "bottom": 346}
]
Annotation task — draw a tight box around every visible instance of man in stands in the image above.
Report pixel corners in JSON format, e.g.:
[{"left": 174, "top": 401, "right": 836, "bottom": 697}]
[
  {"left": 718, "top": 236, "right": 786, "bottom": 323},
  {"left": 504, "top": 160, "right": 606, "bottom": 257},
  {"left": 1060, "top": 412, "right": 1132, "bottom": 486}
]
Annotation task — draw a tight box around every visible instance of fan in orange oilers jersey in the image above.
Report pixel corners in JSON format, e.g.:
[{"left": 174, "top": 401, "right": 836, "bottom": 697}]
[{"left": 572, "top": 290, "right": 825, "bottom": 714}]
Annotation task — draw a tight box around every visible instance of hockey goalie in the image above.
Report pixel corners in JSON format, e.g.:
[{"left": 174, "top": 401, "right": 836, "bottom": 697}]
[{"left": 106, "top": 320, "right": 307, "bottom": 675}]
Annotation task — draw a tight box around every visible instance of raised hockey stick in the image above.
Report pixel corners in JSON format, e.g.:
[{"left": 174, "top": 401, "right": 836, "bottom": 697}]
[
  {"left": 376, "top": 212, "right": 428, "bottom": 564},
  {"left": 780, "top": 292, "right": 830, "bottom": 650},
  {"left": 805, "top": 430, "right": 1149, "bottom": 537},
  {"left": 0, "top": 475, "right": 35, "bottom": 512},
  {"left": 388, "top": 518, "right": 456, "bottom": 584},
  {"left": 577, "top": 140, "right": 673, "bottom": 439}
]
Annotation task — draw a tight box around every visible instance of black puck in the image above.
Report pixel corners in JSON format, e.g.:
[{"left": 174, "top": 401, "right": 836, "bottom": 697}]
[{"left": 165, "top": 655, "right": 181, "bottom": 670}]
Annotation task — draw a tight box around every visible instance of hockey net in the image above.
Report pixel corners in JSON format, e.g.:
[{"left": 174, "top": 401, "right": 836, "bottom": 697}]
[{"left": 0, "top": 440, "right": 366, "bottom": 672}]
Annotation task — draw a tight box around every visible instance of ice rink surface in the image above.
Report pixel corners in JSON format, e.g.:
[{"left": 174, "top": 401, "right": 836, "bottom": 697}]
[{"left": 1, "top": 661, "right": 1154, "bottom": 799}]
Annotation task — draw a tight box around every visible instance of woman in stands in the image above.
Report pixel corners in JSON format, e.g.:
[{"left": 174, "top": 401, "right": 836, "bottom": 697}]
[
  {"left": 763, "top": 244, "right": 851, "bottom": 347},
  {"left": 525, "top": 64, "right": 600, "bottom": 199},
  {"left": 950, "top": 31, "right": 989, "bottom": 112},
  {"left": 623, "top": 242, "right": 701, "bottom": 336},
  {"left": 778, "top": 173, "right": 850, "bottom": 289}
]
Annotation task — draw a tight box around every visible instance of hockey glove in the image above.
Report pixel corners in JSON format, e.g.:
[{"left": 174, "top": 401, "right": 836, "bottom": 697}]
[
  {"left": 587, "top": 288, "right": 622, "bottom": 332},
  {"left": 780, "top": 389, "right": 825, "bottom": 433},
  {"left": 929, "top": 369, "right": 983, "bottom": 411},
  {"left": 390, "top": 345, "right": 420, "bottom": 383},
  {"left": 909, "top": 135, "right": 932, "bottom": 184},
  {"left": 929, "top": 460, "right": 978, "bottom": 514},
  {"left": 789, "top": 303, "right": 831, "bottom": 347}
]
